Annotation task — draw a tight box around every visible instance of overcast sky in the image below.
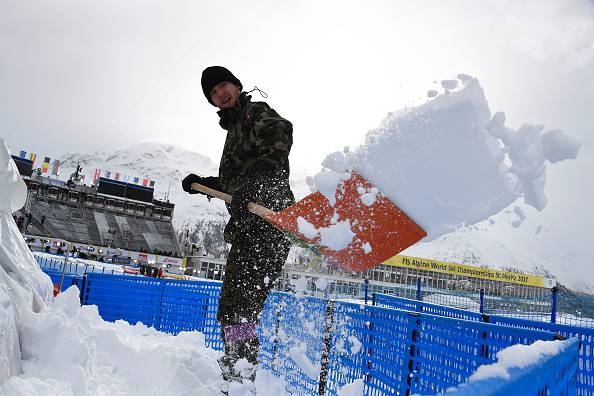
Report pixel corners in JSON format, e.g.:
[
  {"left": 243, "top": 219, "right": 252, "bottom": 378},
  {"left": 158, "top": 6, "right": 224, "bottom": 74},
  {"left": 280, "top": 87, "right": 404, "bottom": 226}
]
[{"left": 1, "top": 0, "right": 593, "bottom": 282}]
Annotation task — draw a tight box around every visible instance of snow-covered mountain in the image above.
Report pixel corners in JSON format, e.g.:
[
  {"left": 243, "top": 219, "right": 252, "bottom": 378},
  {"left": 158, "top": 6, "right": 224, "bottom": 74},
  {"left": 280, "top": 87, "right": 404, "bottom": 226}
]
[
  {"left": 58, "top": 141, "right": 311, "bottom": 229},
  {"left": 55, "top": 142, "right": 581, "bottom": 290}
]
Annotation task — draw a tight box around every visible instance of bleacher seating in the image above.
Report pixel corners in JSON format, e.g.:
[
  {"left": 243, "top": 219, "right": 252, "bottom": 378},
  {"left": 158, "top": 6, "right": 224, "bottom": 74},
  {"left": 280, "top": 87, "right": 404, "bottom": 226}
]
[{"left": 28, "top": 197, "right": 180, "bottom": 256}]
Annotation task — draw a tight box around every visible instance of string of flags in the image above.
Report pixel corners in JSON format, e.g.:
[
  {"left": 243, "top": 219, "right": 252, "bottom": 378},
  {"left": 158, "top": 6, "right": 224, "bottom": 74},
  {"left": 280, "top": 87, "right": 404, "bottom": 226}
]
[
  {"left": 93, "top": 168, "right": 155, "bottom": 188},
  {"left": 16, "top": 148, "right": 155, "bottom": 189},
  {"left": 18, "top": 150, "right": 60, "bottom": 176}
]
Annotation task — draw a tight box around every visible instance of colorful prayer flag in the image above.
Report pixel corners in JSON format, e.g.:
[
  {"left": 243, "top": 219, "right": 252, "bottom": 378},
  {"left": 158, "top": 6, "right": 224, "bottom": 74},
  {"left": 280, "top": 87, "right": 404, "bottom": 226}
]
[
  {"left": 19, "top": 150, "right": 27, "bottom": 158},
  {"left": 149, "top": 180, "right": 155, "bottom": 188},
  {"left": 93, "top": 169, "right": 101, "bottom": 184},
  {"left": 42, "top": 157, "right": 50, "bottom": 173},
  {"left": 29, "top": 153, "right": 36, "bottom": 165},
  {"left": 114, "top": 172, "right": 120, "bottom": 181},
  {"left": 142, "top": 178, "right": 149, "bottom": 187},
  {"left": 133, "top": 177, "right": 140, "bottom": 184},
  {"left": 123, "top": 175, "right": 130, "bottom": 183},
  {"left": 51, "top": 159, "right": 60, "bottom": 176}
]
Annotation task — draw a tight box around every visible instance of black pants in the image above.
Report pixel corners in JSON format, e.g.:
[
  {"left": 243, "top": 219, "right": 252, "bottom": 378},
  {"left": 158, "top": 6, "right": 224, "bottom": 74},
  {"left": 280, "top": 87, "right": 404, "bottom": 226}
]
[{"left": 217, "top": 219, "right": 291, "bottom": 378}]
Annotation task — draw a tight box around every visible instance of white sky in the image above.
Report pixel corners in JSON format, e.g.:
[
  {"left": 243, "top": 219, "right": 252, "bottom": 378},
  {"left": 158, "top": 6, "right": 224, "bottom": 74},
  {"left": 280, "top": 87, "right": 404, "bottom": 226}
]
[{"left": 1, "top": 0, "right": 593, "bottom": 282}]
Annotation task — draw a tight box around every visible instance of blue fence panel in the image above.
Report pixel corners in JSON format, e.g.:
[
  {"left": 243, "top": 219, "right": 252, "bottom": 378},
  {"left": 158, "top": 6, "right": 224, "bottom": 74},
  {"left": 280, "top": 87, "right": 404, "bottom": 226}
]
[
  {"left": 82, "top": 273, "right": 164, "bottom": 328},
  {"left": 326, "top": 302, "right": 411, "bottom": 396},
  {"left": 159, "top": 279, "right": 223, "bottom": 349},
  {"left": 325, "top": 302, "right": 559, "bottom": 396},
  {"left": 374, "top": 293, "right": 484, "bottom": 322},
  {"left": 443, "top": 337, "right": 579, "bottom": 396},
  {"left": 557, "top": 291, "right": 594, "bottom": 327},
  {"left": 488, "top": 314, "right": 594, "bottom": 396},
  {"left": 258, "top": 292, "right": 328, "bottom": 395},
  {"left": 41, "top": 268, "right": 82, "bottom": 292}
]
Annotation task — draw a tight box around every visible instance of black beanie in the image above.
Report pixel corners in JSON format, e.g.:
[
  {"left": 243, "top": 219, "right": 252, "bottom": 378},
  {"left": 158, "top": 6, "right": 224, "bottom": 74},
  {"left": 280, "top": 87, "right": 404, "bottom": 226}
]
[{"left": 201, "top": 66, "right": 242, "bottom": 106}]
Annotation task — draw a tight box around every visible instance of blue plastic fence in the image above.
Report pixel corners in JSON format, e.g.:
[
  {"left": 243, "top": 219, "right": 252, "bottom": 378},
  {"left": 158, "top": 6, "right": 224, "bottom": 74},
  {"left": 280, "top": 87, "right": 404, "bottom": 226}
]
[
  {"left": 82, "top": 273, "right": 224, "bottom": 350},
  {"left": 444, "top": 337, "right": 579, "bottom": 396},
  {"left": 488, "top": 315, "right": 594, "bottom": 396},
  {"left": 325, "top": 302, "right": 565, "bottom": 396},
  {"left": 39, "top": 269, "right": 578, "bottom": 396},
  {"left": 375, "top": 292, "right": 593, "bottom": 396}
]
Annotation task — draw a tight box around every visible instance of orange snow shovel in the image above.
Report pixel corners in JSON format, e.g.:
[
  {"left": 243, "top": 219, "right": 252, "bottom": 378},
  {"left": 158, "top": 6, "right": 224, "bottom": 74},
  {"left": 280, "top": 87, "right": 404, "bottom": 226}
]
[{"left": 191, "top": 172, "right": 426, "bottom": 272}]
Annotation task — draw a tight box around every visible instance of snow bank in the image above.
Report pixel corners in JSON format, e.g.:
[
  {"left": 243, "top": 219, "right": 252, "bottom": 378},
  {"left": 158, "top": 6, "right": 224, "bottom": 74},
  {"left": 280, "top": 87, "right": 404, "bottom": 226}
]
[
  {"left": 0, "top": 140, "right": 53, "bottom": 383},
  {"left": 312, "top": 75, "right": 580, "bottom": 240},
  {"left": 1, "top": 285, "right": 293, "bottom": 395},
  {"left": 2, "top": 286, "right": 224, "bottom": 395}
]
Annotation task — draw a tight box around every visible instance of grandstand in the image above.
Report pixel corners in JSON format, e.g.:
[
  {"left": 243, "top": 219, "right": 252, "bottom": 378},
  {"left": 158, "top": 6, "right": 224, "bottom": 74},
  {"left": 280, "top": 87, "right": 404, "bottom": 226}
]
[{"left": 18, "top": 173, "right": 181, "bottom": 257}]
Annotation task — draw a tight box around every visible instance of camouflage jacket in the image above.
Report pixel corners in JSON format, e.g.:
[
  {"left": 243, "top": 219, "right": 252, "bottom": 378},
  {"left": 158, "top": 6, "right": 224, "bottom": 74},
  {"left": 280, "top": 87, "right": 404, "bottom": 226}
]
[{"left": 217, "top": 93, "right": 295, "bottom": 240}]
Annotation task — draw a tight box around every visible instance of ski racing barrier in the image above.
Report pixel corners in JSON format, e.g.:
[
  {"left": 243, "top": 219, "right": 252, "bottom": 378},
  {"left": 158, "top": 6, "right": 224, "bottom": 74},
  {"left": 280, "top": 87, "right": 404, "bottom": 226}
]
[
  {"left": 36, "top": 252, "right": 594, "bottom": 328},
  {"left": 38, "top": 265, "right": 582, "bottom": 396}
]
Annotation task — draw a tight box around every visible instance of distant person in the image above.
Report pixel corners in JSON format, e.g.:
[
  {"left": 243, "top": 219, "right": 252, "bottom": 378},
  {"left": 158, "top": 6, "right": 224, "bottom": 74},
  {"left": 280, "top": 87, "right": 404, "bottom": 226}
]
[{"left": 182, "top": 66, "right": 294, "bottom": 386}]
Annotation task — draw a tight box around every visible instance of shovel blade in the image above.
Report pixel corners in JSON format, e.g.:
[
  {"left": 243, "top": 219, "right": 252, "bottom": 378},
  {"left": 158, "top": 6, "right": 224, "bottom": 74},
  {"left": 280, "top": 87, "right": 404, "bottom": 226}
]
[{"left": 263, "top": 172, "right": 426, "bottom": 271}]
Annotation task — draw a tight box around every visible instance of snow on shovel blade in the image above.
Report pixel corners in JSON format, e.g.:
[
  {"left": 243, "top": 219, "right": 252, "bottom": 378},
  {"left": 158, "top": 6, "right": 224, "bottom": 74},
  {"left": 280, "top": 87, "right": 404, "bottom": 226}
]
[{"left": 261, "top": 172, "right": 427, "bottom": 272}]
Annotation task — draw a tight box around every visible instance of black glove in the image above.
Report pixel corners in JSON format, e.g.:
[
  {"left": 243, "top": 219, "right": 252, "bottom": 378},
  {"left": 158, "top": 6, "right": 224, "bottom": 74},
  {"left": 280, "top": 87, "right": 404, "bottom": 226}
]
[
  {"left": 181, "top": 174, "right": 220, "bottom": 196},
  {"left": 230, "top": 180, "right": 260, "bottom": 220},
  {"left": 230, "top": 162, "right": 276, "bottom": 220}
]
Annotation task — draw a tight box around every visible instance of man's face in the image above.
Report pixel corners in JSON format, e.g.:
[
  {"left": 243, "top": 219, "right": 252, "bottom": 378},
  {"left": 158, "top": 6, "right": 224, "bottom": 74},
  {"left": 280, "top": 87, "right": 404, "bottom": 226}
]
[{"left": 210, "top": 81, "right": 241, "bottom": 109}]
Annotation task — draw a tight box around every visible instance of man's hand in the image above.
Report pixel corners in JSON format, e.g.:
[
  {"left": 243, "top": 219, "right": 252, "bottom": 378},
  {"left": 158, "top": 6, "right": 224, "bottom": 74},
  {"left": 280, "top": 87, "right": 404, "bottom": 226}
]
[
  {"left": 181, "top": 174, "right": 221, "bottom": 196},
  {"left": 230, "top": 181, "right": 260, "bottom": 220}
]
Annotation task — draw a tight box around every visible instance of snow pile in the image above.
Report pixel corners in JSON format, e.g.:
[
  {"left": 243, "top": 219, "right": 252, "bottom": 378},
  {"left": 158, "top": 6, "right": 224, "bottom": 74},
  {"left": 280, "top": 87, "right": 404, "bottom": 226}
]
[
  {"left": 0, "top": 140, "right": 53, "bottom": 383},
  {"left": 2, "top": 287, "right": 224, "bottom": 395},
  {"left": 310, "top": 75, "right": 580, "bottom": 240}
]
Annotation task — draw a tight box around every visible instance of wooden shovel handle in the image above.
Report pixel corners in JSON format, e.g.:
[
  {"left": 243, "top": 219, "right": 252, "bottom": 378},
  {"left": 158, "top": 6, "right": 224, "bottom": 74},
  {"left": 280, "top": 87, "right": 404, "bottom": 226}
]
[{"left": 190, "top": 182, "right": 276, "bottom": 219}]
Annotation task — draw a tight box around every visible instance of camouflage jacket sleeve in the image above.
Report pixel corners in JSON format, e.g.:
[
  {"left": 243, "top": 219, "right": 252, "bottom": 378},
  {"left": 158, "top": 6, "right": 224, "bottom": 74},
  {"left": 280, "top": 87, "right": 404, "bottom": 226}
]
[{"left": 247, "top": 102, "right": 293, "bottom": 175}]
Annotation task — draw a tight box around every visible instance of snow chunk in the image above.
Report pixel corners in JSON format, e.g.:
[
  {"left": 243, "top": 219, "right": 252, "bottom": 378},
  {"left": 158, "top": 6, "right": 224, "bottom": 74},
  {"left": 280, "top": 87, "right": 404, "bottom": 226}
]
[
  {"left": 288, "top": 343, "right": 321, "bottom": 380},
  {"left": 348, "top": 336, "right": 362, "bottom": 354},
  {"left": 313, "top": 170, "right": 350, "bottom": 206},
  {"left": 315, "top": 75, "right": 580, "bottom": 240},
  {"left": 297, "top": 216, "right": 319, "bottom": 239},
  {"left": 427, "top": 90, "right": 439, "bottom": 98},
  {"left": 441, "top": 79, "right": 459, "bottom": 90},
  {"left": 511, "top": 206, "right": 526, "bottom": 228},
  {"left": 358, "top": 187, "right": 378, "bottom": 206},
  {"left": 338, "top": 379, "right": 364, "bottom": 396},
  {"left": 319, "top": 221, "right": 356, "bottom": 251},
  {"left": 541, "top": 129, "right": 581, "bottom": 163},
  {"left": 469, "top": 340, "right": 569, "bottom": 382},
  {"left": 362, "top": 242, "right": 372, "bottom": 254}
]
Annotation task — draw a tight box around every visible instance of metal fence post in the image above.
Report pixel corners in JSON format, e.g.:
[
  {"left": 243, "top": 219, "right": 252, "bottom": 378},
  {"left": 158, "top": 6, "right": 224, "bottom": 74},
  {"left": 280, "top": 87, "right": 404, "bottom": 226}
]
[
  {"left": 318, "top": 300, "right": 336, "bottom": 396},
  {"left": 364, "top": 278, "right": 369, "bottom": 305},
  {"left": 416, "top": 278, "right": 422, "bottom": 301},
  {"left": 551, "top": 286, "right": 558, "bottom": 324},
  {"left": 479, "top": 289, "right": 484, "bottom": 314},
  {"left": 79, "top": 273, "right": 87, "bottom": 305}
]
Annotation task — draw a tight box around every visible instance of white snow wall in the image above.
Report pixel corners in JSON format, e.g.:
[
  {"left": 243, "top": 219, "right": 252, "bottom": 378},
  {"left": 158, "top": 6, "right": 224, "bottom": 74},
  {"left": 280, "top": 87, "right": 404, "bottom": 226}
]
[{"left": 0, "top": 139, "right": 53, "bottom": 383}]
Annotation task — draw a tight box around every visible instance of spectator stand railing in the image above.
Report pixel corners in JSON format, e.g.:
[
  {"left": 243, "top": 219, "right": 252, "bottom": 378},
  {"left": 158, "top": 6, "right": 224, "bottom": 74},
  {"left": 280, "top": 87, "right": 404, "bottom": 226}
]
[{"left": 34, "top": 253, "right": 119, "bottom": 277}]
